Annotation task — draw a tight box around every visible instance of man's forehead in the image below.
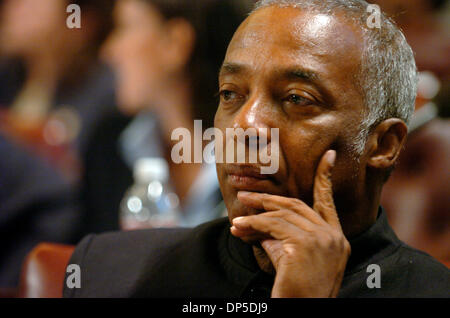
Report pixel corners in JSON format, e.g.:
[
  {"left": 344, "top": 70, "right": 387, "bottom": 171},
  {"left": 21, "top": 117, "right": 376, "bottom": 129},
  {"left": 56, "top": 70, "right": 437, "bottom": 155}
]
[
  {"left": 225, "top": 6, "right": 364, "bottom": 71},
  {"left": 231, "top": 8, "right": 328, "bottom": 48}
]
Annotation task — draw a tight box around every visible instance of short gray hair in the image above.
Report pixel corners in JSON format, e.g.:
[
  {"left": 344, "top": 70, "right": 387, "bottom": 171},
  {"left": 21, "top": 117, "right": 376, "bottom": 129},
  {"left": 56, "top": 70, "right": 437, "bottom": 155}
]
[{"left": 253, "top": 0, "right": 418, "bottom": 154}]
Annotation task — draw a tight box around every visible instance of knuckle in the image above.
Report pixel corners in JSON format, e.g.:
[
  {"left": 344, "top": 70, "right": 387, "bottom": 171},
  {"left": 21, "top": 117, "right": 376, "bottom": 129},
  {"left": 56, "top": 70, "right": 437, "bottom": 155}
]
[
  {"left": 261, "top": 197, "right": 271, "bottom": 209},
  {"left": 305, "top": 233, "right": 319, "bottom": 247},
  {"left": 320, "top": 229, "right": 343, "bottom": 249},
  {"left": 270, "top": 216, "right": 285, "bottom": 227},
  {"left": 317, "top": 173, "right": 331, "bottom": 187},
  {"left": 261, "top": 193, "right": 271, "bottom": 202},
  {"left": 283, "top": 244, "right": 297, "bottom": 257},
  {"left": 343, "top": 239, "right": 352, "bottom": 256},
  {"left": 275, "top": 210, "right": 290, "bottom": 218},
  {"left": 323, "top": 232, "right": 336, "bottom": 248},
  {"left": 290, "top": 198, "right": 306, "bottom": 211}
]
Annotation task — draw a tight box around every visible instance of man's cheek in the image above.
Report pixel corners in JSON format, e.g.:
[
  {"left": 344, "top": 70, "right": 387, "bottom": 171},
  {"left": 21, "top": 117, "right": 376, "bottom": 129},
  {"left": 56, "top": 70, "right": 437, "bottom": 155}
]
[
  {"left": 289, "top": 153, "right": 325, "bottom": 203},
  {"left": 332, "top": 152, "right": 362, "bottom": 193}
]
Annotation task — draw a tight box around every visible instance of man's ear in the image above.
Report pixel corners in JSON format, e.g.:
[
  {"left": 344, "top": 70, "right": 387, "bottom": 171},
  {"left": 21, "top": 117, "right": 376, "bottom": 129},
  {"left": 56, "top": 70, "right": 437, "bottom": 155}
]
[{"left": 366, "top": 118, "right": 408, "bottom": 169}]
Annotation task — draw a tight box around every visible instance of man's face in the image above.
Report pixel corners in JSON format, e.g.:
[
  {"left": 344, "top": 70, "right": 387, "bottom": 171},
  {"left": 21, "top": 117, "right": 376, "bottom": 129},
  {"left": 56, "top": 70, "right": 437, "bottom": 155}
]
[{"left": 215, "top": 6, "right": 368, "bottom": 222}]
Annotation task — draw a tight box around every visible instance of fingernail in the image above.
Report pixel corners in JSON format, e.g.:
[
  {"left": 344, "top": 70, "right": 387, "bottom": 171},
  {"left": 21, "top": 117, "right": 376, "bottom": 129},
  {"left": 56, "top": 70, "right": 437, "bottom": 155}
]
[
  {"left": 232, "top": 217, "right": 245, "bottom": 225},
  {"left": 230, "top": 226, "right": 240, "bottom": 237},
  {"left": 238, "top": 191, "right": 251, "bottom": 197},
  {"left": 328, "top": 150, "right": 336, "bottom": 166}
]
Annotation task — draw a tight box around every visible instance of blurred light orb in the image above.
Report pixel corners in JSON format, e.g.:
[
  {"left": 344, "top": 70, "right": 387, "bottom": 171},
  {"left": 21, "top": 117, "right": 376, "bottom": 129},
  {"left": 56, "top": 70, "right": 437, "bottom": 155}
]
[
  {"left": 148, "top": 181, "right": 163, "bottom": 200},
  {"left": 165, "top": 193, "right": 180, "bottom": 209},
  {"left": 127, "top": 196, "right": 142, "bottom": 213}
]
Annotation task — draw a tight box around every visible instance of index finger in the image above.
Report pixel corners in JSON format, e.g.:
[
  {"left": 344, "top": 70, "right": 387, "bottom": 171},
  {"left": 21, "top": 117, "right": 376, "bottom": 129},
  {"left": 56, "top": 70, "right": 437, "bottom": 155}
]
[
  {"left": 237, "top": 191, "right": 326, "bottom": 225},
  {"left": 236, "top": 191, "right": 283, "bottom": 211},
  {"left": 313, "top": 150, "right": 341, "bottom": 228}
]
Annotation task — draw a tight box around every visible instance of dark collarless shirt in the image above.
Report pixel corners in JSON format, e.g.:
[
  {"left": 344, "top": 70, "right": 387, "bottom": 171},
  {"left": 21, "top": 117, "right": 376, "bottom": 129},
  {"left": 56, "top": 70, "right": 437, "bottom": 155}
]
[{"left": 64, "top": 207, "right": 450, "bottom": 298}]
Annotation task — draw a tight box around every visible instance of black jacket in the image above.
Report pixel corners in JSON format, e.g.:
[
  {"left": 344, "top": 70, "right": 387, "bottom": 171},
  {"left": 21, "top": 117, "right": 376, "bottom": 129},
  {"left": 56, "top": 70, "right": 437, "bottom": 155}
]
[{"left": 63, "top": 209, "right": 450, "bottom": 298}]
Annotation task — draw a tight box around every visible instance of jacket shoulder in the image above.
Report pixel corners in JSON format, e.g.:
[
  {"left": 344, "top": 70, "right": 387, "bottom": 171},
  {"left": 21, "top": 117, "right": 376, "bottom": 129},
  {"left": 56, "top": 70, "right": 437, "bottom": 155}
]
[
  {"left": 63, "top": 227, "right": 191, "bottom": 298},
  {"left": 395, "top": 244, "right": 450, "bottom": 297},
  {"left": 341, "top": 243, "right": 450, "bottom": 298}
]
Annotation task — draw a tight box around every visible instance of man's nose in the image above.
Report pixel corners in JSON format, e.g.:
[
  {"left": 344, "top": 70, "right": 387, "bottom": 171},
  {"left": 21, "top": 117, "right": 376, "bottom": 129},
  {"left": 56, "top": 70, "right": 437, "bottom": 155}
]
[{"left": 232, "top": 96, "right": 273, "bottom": 142}]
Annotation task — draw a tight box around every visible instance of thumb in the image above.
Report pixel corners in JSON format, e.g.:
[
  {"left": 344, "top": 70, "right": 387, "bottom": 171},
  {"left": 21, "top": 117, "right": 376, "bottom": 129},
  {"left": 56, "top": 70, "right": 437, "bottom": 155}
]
[{"left": 261, "top": 239, "right": 284, "bottom": 271}]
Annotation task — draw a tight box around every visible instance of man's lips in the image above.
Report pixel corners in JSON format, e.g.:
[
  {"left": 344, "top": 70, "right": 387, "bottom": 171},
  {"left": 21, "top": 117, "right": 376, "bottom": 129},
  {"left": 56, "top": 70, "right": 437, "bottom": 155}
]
[{"left": 225, "top": 164, "right": 277, "bottom": 191}]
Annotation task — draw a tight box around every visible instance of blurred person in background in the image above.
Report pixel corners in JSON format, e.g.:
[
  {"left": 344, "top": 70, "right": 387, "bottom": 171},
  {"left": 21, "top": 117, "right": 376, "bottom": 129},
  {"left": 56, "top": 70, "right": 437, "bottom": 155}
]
[
  {"left": 372, "top": 0, "right": 449, "bottom": 81},
  {"left": 374, "top": 0, "right": 450, "bottom": 266},
  {"left": 0, "top": 134, "right": 79, "bottom": 294},
  {"left": 0, "top": 0, "right": 115, "bottom": 292},
  {"left": 79, "top": 0, "right": 249, "bottom": 234},
  {"left": 0, "top": 0, "right": 115, "bottom": 179}
]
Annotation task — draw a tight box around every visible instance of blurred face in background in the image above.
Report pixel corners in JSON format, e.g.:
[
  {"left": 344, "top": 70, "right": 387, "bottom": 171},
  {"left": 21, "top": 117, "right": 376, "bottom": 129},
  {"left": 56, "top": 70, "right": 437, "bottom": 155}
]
[
  {"left": 103, "top": 0, "right": 192, "bottom": 115},
  {"left": 0, "top": 0, "right": 67, "bottom": 56}
]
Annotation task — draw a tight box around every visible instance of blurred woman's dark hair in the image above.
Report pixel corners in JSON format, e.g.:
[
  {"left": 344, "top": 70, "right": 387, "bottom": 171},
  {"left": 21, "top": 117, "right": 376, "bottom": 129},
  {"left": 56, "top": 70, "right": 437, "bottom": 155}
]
[
  {"left": 71, "top": 0, "right": 115, "bottom": 51},
  {"left": 140, "top": 0, "right": 247, "bottom": 128}
]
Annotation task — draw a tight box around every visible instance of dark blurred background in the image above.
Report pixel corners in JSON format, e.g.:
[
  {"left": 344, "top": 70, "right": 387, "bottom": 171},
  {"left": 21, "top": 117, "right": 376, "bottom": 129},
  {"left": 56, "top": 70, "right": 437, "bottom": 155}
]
[{"left": 0, "top": 0, "right": 448, "bottom": 297}]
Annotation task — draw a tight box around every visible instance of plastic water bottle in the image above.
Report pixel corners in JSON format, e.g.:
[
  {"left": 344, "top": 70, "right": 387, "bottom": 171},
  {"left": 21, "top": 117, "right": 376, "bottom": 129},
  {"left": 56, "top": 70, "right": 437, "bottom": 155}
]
[{"left": 120, "top": 158, "right": 181, "bottom": 230}]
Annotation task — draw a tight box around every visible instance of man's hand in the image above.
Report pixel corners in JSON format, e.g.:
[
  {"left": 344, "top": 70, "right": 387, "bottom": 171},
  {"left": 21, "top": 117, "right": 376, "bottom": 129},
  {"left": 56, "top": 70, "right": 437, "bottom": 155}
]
[{"left": 230, "top": 150, "right": 351, "bottom": 298}]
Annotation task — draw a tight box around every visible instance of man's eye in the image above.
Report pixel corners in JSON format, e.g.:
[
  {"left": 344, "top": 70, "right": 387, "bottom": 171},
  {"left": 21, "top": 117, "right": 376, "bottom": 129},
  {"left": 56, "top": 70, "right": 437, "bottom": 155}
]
[
  {"left": 220, "top": 90, "right": 239, "bottom": 102},
  {"left": 286, "top": 94, "right": 313, "bottom": 106}
]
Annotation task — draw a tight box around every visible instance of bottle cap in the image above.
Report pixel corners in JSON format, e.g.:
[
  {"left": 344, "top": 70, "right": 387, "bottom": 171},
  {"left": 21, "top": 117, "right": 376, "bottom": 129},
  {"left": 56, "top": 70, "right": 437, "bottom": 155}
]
[{"left": 133, "top": 157, "right": 169, "bottom": 183}]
